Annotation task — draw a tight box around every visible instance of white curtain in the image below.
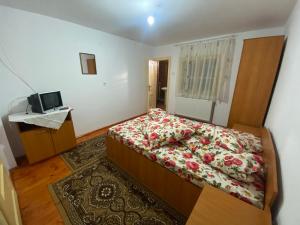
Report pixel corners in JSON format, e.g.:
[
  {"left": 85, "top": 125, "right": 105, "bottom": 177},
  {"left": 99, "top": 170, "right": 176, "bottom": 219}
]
[{"left": 176, "top": 38, "right": 235, "bottom": 103}]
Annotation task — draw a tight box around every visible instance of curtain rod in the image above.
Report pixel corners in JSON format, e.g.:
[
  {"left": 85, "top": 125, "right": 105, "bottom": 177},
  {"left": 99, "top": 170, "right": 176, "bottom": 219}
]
[{"left": 174, "top": 34, "right": 237, "bottom": 47}]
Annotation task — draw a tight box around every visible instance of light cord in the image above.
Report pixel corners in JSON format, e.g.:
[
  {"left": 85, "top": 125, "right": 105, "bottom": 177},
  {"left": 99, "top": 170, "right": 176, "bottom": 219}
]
[{"left": 0, "top": 43, "right": 36, "bottom": 93}]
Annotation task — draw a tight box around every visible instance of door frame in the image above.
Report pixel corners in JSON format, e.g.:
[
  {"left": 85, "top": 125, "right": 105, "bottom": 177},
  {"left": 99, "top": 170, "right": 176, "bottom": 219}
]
[{"left": 147, "top": 56, "right": 171, "bottom": 112}]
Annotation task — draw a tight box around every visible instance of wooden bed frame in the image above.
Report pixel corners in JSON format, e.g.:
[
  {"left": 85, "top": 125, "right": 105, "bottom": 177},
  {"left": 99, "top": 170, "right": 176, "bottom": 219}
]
[{"left": 106, "top": 124, "right": 277, "bottom": 217}]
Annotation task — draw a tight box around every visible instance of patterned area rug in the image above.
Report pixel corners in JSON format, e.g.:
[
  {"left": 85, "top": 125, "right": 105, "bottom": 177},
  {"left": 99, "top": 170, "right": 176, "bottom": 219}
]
[
  {"left": 61, "top": 135, "right": 107, "bottom": 170},
  {"left": 49, "top": 157, "right": 186, "bottom": 225}
]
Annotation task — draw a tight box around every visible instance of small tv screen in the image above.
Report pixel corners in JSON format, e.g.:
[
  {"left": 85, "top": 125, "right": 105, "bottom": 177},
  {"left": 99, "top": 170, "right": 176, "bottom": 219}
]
[{"left": 40, "top": 91, "right": 63, "bottom": 111}]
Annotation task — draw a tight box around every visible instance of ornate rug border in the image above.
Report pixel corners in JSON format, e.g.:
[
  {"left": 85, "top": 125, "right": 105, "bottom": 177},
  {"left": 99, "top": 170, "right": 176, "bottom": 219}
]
[
  {"left": 59, "top": 155, "right": 77, "bottom": 171},
  {"left": 60, "top": 134, "right": 106, "bottom": 171},
  {"left": 48, "top": 184, "right": 74, "bottom": 225}
]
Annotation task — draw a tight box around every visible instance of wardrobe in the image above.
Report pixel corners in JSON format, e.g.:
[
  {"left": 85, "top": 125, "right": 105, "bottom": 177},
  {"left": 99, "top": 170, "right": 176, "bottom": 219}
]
[
  {"left": 228, "top": 36, "right": 285, "bottom": 128},
  {"left": 0, "top": 160, "right": 22, "bottom": 225}
]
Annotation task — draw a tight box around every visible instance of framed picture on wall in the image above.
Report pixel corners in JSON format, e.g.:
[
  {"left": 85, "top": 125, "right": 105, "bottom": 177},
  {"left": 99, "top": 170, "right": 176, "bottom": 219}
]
[{"left": 79, "top": 53, "right": 97, "bottom": 75}]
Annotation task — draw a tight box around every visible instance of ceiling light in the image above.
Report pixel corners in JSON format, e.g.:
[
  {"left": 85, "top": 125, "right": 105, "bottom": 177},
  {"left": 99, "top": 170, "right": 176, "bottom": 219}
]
[{"left": 147, "top": 16, "right": 155, "bottom": 26}]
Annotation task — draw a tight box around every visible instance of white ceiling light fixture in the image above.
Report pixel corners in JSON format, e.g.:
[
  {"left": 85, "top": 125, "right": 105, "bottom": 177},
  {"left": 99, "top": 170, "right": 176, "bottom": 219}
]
[{"left": 147, "top": 16, "right": 155, "bottom": 26}]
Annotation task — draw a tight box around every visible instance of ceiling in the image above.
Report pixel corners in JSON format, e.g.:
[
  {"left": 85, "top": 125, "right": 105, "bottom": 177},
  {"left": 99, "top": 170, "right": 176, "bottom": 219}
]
[{"left": 0, "top": 0, "right": 297, "bottom": 46}]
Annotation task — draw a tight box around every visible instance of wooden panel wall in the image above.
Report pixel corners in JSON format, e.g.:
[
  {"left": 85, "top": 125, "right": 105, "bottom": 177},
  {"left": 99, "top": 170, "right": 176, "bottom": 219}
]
[{"left": 228, "top": 36, "right": 284, "bottom": 128}]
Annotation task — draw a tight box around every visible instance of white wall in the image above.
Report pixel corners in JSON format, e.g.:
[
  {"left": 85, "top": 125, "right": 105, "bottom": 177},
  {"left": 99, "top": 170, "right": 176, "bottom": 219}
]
[
  {"left": 265, "top": 1, "right": 300, "bottom": 225},
  {"left": 0, "top": 5, "right": 152, "bottom": 158},
  {"left": 151, "top": 27, "right": 285, "bottom": 125}
]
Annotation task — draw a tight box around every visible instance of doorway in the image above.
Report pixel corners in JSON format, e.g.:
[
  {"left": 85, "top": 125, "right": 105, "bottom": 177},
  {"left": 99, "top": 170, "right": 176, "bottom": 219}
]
[{"left": 148, "top": 58, "right": 170, "bottom": 111}]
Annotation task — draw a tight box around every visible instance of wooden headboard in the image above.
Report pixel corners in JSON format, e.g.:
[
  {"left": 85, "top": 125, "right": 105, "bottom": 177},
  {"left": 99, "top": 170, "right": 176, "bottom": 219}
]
[{"left": 233, "top": 124, "right": 278, "bottom": 210}]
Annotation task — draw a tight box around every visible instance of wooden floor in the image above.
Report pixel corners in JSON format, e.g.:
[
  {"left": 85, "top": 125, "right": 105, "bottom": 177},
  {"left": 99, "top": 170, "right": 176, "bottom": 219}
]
[
  {"left": 10, "top": 127, "right": 109, "bottom": 225},
  {"left": 11, "top": 156, "right": 70, "bottom": 225}
]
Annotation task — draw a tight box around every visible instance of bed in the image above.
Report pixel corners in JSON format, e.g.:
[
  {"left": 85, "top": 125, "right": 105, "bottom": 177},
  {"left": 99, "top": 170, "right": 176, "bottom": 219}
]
[{"left": 106, "top": 109, "right": 277, "bottom": 217}]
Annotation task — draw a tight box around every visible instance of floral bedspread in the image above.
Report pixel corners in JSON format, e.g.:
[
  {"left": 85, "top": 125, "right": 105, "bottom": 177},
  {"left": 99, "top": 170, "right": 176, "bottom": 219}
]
[{"left": 108, "top": 114, "right": 265, "bottom": 208}]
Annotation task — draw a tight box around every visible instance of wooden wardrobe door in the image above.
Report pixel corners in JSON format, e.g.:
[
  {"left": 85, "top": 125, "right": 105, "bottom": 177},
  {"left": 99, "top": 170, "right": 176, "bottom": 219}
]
[
  {"left": 0, "top": 161, "right": 22, "bottom": 225},
  {"left": 228, "top": 36, "right": 284, "bottom": 128}
]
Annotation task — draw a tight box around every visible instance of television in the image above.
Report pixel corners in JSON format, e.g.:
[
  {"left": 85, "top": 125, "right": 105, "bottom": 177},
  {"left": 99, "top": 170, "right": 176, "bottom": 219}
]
[{"left": 27, "top": 91, "right": 63, "bottom": 113}]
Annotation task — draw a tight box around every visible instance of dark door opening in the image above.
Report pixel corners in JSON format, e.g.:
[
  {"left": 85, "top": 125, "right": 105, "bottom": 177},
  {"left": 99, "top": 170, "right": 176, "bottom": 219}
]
[{"left": 156, "top": 60, "right": 169, "bottom": 110}]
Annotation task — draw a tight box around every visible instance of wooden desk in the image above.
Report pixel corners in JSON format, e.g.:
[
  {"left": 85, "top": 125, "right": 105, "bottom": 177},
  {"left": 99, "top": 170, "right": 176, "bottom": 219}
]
[
  {"left": 186, "top": 185, "right": 272, "bottom": 225},
  {"left": 12, "top": 112, "right": 76, "bottom": 164}
]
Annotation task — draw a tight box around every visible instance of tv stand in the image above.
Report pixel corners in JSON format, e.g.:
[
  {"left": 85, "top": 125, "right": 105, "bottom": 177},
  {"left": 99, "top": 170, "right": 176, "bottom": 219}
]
[{"left": 14, "top": 111, "right": 76, "bottom": 164}]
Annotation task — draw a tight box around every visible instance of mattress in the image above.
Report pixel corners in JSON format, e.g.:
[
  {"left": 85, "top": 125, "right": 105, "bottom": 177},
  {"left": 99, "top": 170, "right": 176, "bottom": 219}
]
[{"left": 108, "top": 115, "right": 264, "bottom": 208}]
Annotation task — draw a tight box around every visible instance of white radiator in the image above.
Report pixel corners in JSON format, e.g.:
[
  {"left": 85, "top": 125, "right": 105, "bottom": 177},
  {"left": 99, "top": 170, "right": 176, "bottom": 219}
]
[{"left": 175, "top": 97, "right": 213, "bottom": 122}]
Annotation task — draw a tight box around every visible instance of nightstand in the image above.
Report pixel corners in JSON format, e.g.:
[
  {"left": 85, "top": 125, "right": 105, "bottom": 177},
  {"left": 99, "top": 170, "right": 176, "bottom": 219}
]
[{"left": 186, "top": 185, "right": 272, "bottom": 225}]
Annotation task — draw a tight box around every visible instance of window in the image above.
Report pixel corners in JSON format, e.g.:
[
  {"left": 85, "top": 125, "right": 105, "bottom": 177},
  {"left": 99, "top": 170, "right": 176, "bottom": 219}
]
[{"left": 177, "top": 38, "right": 235, "bottom": 103}]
